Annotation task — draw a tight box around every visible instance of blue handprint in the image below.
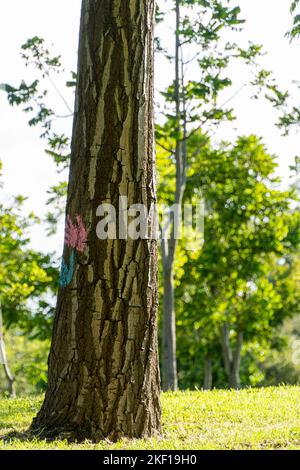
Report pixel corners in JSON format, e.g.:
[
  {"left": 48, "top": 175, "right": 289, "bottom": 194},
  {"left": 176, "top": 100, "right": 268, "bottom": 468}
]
[{"left": 59, "top": 251, "right": 75, "bottom": 288}]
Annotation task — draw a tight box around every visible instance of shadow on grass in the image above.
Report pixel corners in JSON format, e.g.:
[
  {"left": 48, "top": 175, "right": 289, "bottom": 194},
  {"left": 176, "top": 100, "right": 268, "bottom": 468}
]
[
  {"left": 1, "top": 429, "right": 49, "bottom": 444},
  {"left": 1, "top": 427, "right": 100, "bottom": 445},
  {"left": 1, "top": 426, "right": 79, "bottom": 444}
]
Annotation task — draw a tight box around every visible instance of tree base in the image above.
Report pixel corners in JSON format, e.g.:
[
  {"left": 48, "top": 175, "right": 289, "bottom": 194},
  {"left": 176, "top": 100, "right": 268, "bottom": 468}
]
[{"left": 29, "top": 414, "right": 161, "bottom": 443}]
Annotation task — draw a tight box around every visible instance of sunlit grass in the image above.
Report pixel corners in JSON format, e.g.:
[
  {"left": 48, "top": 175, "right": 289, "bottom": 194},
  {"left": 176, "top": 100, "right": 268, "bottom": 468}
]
[{"left": 1, "top": 386, "right": 300, "bottom": 449}]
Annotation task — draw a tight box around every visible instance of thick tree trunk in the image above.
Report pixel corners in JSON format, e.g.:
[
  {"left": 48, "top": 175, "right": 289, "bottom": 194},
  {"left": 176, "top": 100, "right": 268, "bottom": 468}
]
[
  {"left": 31, "top": 0, "right": 161, "bottom": 442},
  {"left": 203, "top": 356, "right": 213, "bottom": 390},
  {"left": 162, "top": 264, "right": 178, "bottom": 391},
  {"left": 220, "top": 324, "right": 243, "bottom": 390},
  {"left": 0, "top": 304, "right": 16, "bottom": 398}
]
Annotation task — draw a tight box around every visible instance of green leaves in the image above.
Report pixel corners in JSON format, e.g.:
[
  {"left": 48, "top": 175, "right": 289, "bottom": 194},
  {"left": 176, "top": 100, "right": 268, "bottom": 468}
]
[
  {"left": 45, "top": 133, "right": 70, "bottom": 169},
  {"left": 21, "top": 36, "right": 62, "bottom": 73},
  {"left": 291, "top": 0, "right": 300, "bottom": 13},
  {"left": 1, "top": 38, "right": 74, "bottom": 233},
  {"left": 0, "top": 193, "right": 58, "bottom": 336},
  {"left": 1, "top": 80, "right": 39, "bottom": 106},
  {"left": 167, "top": 131, "right": 299, "bottom": 387},
  {"left": 211, "top": 4, "right": 244, "bottom": 27}
]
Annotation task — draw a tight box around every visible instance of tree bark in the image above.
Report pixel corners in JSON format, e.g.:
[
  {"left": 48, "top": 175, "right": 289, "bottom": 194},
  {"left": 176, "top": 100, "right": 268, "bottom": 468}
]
[
  {"left": 31, "top": 0, "right": 161, "bottom": 442},
  {"left": 0, "top": 303, "right": 16, "bottom": 398},
  {"left": 203, "top": 356, "right": 213, "bottom": 390}
]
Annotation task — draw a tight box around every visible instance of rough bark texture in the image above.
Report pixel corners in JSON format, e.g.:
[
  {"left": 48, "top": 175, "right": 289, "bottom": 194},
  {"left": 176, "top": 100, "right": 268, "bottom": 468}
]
[{"left": 31, "top": 0, "right": 161, "bottom": 442}]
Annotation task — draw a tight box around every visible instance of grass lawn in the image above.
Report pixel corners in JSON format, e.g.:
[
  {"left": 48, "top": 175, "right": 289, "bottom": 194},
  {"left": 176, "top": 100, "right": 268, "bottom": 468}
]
[{"left": 1, "top": 386, "right": 300, "bottom": 450}]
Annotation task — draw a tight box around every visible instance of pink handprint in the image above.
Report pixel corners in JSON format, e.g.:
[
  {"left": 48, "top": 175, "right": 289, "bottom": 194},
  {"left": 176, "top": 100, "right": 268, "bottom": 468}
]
[
  {"left": 65, "top": 215, "right": 87, "bottom": 252},
  {"left": 65, "top": 216, "right": 78, "bottom": 249}
]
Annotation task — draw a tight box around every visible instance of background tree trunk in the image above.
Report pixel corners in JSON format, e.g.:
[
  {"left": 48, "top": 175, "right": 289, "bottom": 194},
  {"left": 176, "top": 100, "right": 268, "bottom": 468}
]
[
  {"left": 31, "top": 0, "right": 161, "bottom": 442},
  {"left": 161, "top": 0, "right": 185, "bottom": 392},
  {"left": 203, "top": 356, "right": 213, "bottom": 390},
  {"left": 229, "top": 332, "right": 243, "bottom": 390},
  {"left": 220, "top": 324, "right": 243, "bottom": 390},
  {"left": 0, "top": 303, "right": 16, "bottom": 398},
  {"left": 162, "top": 263, "right": 178, "bottom": 391},
  {"left": 220, "top": 323, "right": 232, "bottom": 380}
]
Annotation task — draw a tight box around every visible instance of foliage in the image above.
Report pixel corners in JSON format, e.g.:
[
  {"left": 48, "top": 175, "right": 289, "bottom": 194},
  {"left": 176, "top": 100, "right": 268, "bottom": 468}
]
[
  {"left": 157, "top": 132, "right": 300, "bottom": 388},
  {"left": 0, "top": 36, "right": 73, "bottom": 232},
  {"left": 262, "top": 301, "right": 300, "bottom": 386},
  {"left": 0, "top": 162, "right": 58, "bottom": 337},
  {"left": 288, "top": 0, "right": 300, "bottom": 40},
  {"left": 259, "top": 2, "right": 300, "bottom": 135},
  {"left": 0, "top": 330, "right": 49, "bottom": 395},
  {"left": 156, "top": 0, "right": 265, "bottom": 146}
]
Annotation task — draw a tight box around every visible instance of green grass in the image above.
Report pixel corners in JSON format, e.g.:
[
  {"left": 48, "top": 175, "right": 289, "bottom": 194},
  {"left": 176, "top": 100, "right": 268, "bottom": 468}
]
[{"left": 1, "top": 386, "right": 300, "bottom": 449}]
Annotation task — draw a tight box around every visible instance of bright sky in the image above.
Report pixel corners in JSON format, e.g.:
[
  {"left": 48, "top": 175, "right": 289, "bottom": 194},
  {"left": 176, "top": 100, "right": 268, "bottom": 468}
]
[{"left": 1, "top": 0, "right": 300, "bottom": 257}]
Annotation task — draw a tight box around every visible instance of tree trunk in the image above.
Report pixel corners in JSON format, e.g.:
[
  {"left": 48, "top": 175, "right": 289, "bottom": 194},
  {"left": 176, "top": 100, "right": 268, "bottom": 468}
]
[
  {"left": 31, "top": 0, "right": 161, "bottom": 442},
  {"left": 220, "top": 324, "right": 243, "bottom": 390},
  {"left": 229, "top": 332, "right": 243, "bottom": 390},
  {"left": 162, "top": 264, "right": 178, "bottom": 391},
  {"left": 0, "top": 303, "right": 16, "bottom": 398},
  {"left": 203, "top": 356, "right": 213, "bottom": 390},
  {"left": 161, "top": 0, "right": 184, "bottom": 393},
  {"left": 220, "top": 323, "right": 232, "bottom": 379}
]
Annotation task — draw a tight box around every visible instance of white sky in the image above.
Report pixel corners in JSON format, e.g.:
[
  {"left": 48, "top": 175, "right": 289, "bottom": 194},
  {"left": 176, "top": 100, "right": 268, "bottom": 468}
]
[{"left": 1, "top": 0, "right": 300, "bottom": 257}]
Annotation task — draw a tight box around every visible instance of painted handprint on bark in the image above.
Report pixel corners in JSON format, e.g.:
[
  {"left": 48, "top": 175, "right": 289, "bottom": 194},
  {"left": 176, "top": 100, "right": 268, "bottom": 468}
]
[
  {"left": 59, "top": 251, "right": 75, "bottom": 288},
  {"left": 65, "top": 215, "right": 88, "bottom": 252},
  {"left": 59, "top": 215, "right": 88, "bottom": 288}
]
